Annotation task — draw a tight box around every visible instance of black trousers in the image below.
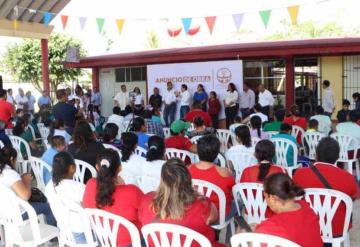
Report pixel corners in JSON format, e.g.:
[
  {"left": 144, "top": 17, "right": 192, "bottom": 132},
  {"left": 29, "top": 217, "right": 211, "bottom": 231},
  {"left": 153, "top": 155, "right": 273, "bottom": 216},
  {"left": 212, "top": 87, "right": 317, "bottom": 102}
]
[
  {"left": 225, "top": 105, "right": 237, "bottom": 129},
  {"left": 210, "top": 114, "right": 219, "bottom": 129}
]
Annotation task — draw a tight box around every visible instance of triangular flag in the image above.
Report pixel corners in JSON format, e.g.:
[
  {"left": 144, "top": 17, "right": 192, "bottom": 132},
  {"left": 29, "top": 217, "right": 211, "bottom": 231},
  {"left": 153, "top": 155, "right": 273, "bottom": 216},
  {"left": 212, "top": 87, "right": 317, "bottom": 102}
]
[
  {"left": 205, "top": 16, "right": 217, "bottom": 34},
  {"left": 287, "top": 5, "right": 300, "bottom": 25},
  {"left": 232, "top": 13, "right": 244, "bottom": 31},
  {"left": 181, "top": 18, "right": 192, "bottom": 34},
  {"left": 259, "top": 9, "right": 271, "bottom": 28},
  {"left": 60, "top": 15, "right": 68, "bottom": 30},
  {"left": 13, "top": 19, "right": 19, "bottom": 30},
  {"left": 96, "top": 18, "right": 105, "bottom": 34},
  {"left": 79, "top": 17, "right": 87, "bottom": 31},
  {"left": 116, "top": 19, "right": 125, "bottom": 34},
  {"left": 43, "top": 12, "right": 53, "bottom": 26}
]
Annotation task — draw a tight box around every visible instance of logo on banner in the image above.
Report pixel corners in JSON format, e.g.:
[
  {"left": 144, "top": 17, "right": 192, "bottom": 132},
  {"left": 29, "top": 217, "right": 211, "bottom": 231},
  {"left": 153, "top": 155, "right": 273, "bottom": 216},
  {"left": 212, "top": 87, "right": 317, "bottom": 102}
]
[{"left": 216, "top": 68, "right": 232, "bottom": 84}]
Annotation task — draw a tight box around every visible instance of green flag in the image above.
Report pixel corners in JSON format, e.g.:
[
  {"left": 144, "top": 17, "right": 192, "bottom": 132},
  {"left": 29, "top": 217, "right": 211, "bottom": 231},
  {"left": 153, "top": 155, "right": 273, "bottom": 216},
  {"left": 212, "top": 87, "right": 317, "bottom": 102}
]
[
  {"left": 96, "top": 18, "right": 105, "bottom": 34},
  {"left": 259, "top": 10, "right": 271, "bottom": 28}
]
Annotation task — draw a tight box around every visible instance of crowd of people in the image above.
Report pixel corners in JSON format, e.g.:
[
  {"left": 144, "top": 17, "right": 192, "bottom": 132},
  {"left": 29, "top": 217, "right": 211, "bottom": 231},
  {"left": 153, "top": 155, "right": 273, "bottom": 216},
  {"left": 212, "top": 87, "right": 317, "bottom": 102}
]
[{"left": 0, "top": 79, "right": 359, "bottom": 247}]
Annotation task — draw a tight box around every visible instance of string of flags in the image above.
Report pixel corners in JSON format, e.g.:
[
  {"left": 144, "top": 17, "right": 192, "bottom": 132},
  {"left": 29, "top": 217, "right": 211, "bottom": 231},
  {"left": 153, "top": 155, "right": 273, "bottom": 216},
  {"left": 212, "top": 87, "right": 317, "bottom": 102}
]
[{"left": 12, "top": 0, "right": 328, "bottom": 37}]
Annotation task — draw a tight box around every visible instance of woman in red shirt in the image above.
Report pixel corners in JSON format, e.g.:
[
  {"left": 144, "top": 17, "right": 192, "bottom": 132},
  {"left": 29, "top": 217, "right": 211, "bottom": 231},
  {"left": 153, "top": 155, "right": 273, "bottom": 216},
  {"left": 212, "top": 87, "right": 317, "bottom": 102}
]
[
  {"left": 255, "top": 173, "right": 323, "bottom": 247},
  {"left": 82, "top": 149, "right": 144, "bottom": 247},
  {"left": 283, "top": 105, "right": 307, "bottom": 144},
  {"left": 139, "top": 158, "right": 224, "bottom": 247},
  {"left": 188, "top": 135, "right": 235, "bottom": 216},
  {"left": 208, "top": 91, "right": 221, "bottom": 129}
]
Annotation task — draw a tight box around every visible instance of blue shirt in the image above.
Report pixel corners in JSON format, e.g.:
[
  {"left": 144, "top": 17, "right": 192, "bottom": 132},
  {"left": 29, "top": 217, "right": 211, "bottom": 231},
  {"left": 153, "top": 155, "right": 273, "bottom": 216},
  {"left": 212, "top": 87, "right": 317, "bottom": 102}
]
[
  {"left": 272, "top": 133, "right": 298, "bottom": 167},
  {"left": 193, "top": 91, "right": 208, "bottom": 102},
  {"left": 41, "top": 147, "right": 58, "bottom": 184},
  {"left": 0, "top": 130, "right": 12, "bottom": 147},
  {"left": 137, "top": 132, "right": 150, "bottom": 150},
  {"left": 52, "top": 102, "right": 77, "bottom": 128},
  {"left": 38, "top": 96, "right": 51, "bottom": 107}
]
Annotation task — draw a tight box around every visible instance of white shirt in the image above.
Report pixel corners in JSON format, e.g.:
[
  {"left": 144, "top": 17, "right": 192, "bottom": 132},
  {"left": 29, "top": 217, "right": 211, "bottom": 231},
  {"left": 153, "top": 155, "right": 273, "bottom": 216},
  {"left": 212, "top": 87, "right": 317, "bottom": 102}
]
[
  {"left": 27, "top": 96, "right": 36, "bottom": 111},
  {"left": 310, "top": 115, "right": 332, "bottom": 135},
  {"left": 120, "top": 154, "right": 145, "bottom": 185},
  {"left": 6, "top": 95, "right": 15, "bottom": 105},
  {"left": 15, "top": 95, "right": 28, "bottom": 109},
  {"left": 163, "top": 89, "right": 177, "bottom": 105},
  {"left": 258, "top": 89, "right": 275, "bottom": 107},
  {"left": 225, "top": 145, "right": 257, "bottom": 179},
  {"left": 54, "top": 129, "right": 72, "bottom": 143},
  {"left": 224, "top": 90, "right": 239, "bottom": 107},
  {"left": 179, "top": 90, "right": 191, "bottom": 106},
  {"left": 229, "top": 123, "right": 245, "bottom": 134},
  {"left": 134, "top": 94, "right": 143, "bottom": 105},
  {"left": 322, "top": 87, "right": 335, "bottom": 113},
  {"left": 0, "top": 165, "right": 21, "bottom": 188},
  {"left": 140, "top": 159, "right": 165, "bottom": 193},
  {"left": 114, "top": 91, "right": 130, "bottom": 110},
  {"left": 239, "top": 89, "right": 255, "bottom": 109},
  {"left": 107, "top": 114, "right": 125, "bottom": 135},
  {"left": 249, "top": 112, "right": 268, "bottom": 123}
]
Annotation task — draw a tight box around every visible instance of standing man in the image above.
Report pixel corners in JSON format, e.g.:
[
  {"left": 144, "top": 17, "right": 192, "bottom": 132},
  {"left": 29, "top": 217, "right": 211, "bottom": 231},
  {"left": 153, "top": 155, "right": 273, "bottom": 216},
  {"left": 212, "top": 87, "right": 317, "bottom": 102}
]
[
  {"left": 0, "top": 89, "right": 15, "bottom": 129},
  {"left": 178, "top": 84, "right": 191, "bottom": 119},
  {"left": 26, "top": 91, "right": 36, "bottom": 114},
  {"left": 6, "top": 89, "right": 15, "bottom": 106},
  {"left": 258, "top": 84, "right": 274, "bottom": 117},
  {"left": 149, "top": 87, "right": 162, "bottom": 110},
  {"left": 114, "top": 85, "right": 130, "bottom": 112},
  {"left": 322, "top": 80, "right": 335, "bottom": 117},
  {"left": 15, "top": 88, "right": 28, "bottom": 110},
  {"left": 91, "top": 87, "right": 102, "bottom": 112},
  {"left": 38, "top": 90, "right": 52, "bottom": 109},
  {"left": 239, "top": 82, "right": 255, "bottom": 118},
  {"left": 163, "top": 81, "right": 177, "bottom": 127}
]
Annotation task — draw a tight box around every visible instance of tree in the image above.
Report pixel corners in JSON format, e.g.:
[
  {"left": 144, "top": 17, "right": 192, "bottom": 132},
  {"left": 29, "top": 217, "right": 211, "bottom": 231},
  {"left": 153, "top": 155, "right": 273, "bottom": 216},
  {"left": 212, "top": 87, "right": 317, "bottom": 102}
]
[{"left": 1, "top": 33, "right": 86, "bottom": 92}]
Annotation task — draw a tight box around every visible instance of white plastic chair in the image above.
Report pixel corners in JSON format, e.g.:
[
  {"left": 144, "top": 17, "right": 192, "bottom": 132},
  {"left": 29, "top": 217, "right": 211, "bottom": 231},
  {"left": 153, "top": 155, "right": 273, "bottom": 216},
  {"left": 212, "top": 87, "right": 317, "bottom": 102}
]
[
  {"left": 291, "top": 125, "right": 305, "bottom": 145},
  {"left": 232, "top": 183, "right": 267, "bottom": 224},
  {"left": 27, "top": 125, "right": 37, "bottom": 140},
  {"left": 226, "top": 152, "right": 257, "bottom": 182},
  {"left": 216, "top": 129, "right": 232, "bottom": 152},
  {"left": 36, "top": 123, "right": 45, "bottom": 130},
  {"left": 163, "top": 127, "right": 171, "bottom": 138},
  {"left": 165, "top": 148, "right": 194, "bottom": 164},
  {"left": 85, "top": 208, "right": 142, "bottom": 247},
  {"left": 190, "top": 135, "right": 203, "bottom": 144},
  {"left": 74, "top": 159, "right": 97, "bottom": 183},
  {"left": 271, "top": 138, "right": 301, "bottom": 177},
  {"left": 5, "top": 128, "right": 13, "bottom": 136},
  {"left": 330, "top": 133, "right": 360, "bottom": 180},
  {"left": 141, "top": 223, "right": 212, "bottom": 247},
  {"left": 135, "top": 146, "right": 147, "bottom": 158},
  {"left": 102, "top": 143, "right": 122, "bottom": 159},
  {"left": 304, "top": 132, "right": 325, "bottom": 160},
  {"left": 38, "top": 126, "right": 50, "bottom": 148},
  {"left": 136, "top": 175, "right": 160, "bottom": 194},
  {"left": 0, "top": 185, "right": 59, "bottom": 246},
  {"left": 251, "top": 136, "right": 261, "bottom": 147},
  {"left": 9, "top": 135, "right": 32, "bottom": 173},
  {"left": 230, "top": 232, "right": 300, "bottom": 247},
  {"left": 304, "top": 188, "right": 353, "bottom": 247},
  {"left": 265, "top": 131, "right": 279, "bottom": 138},
  {"left": 30, "top": 157, "right": 52, "bottom": 193}
]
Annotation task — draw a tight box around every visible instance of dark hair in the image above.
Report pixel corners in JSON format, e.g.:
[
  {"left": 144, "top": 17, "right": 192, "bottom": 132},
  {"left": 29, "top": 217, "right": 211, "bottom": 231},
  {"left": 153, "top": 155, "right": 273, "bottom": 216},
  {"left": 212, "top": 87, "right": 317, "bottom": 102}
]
[
  {"left": 72, "top": 120, "right": 95, "bottom": 150},
  {"left": 16, "top": 109, "right": 23, "bottom": 115},
  {"left": 254, "top": 103, "right": 262, "bottom": 112},
  {"left": 0, "top": 89, "right": 6, "bottom": 98},
  {"left": 120, "top": 132, "right": 138, "bottom": 162},
  {"left": 133, "top": 87, "right": 141, "bottom": 94},
  {"left": 142, "top": 110, "right": 152, "bottom": 119},
  {"left": 255, "top": 140, "right": 275, "bottom": 181},
  {"left": 349, "top": 110, "right": 360, "bottom": 122},
  {"left": 12, "top": 118, "right": 26, "bottom": 136},
  {"left": 103, "top": 123, "right": 119, "bottom": 143},
  {"left": 343, "top": 99, "right": 350, "bottom": 106},
  {"left": 228, "top": 83, "right": 237, "bottom": 92},
  {"left": 210, "top": 91, "right": 217, "bottom": 98},
  {"left": 316, "top": 137, "right": 339, "bottom": 164},
  {"left": 52, "top": 152, "right": 75, "bottom": 186},
  {"left": 315, "top": 105, "right": 324, "bottom": 115},
  {"left": 197, "top": 135, "right": 220, "bottom": 162},
  {"left": 50, "top": 136, "right": 66, "bottom": 148},
  {"left": 96, "top": 149, "right": 121, "bottom": 208},
  {"left": 352, "top": 92, "right": 359, "bottom": 100},
  {"left": 132, "top": 117, "right": 145, "bottom": 132},
  {"left": 192, "top": 101, "right": 202, "bottom": 109},
  {"left": 87, "top": 104, "right": 95, "bottom": 123},
  {"left": 280, "top": 123, "right": 292, "bottom": 133},
  {"left": 198, "top": 84, "right": 204, "bottom": 90},
  {"left": 264, "top": 173, "right": 304, "bottom": 200},
  {"left": 290, "top": 105, "right": 300, "bottom": 117},
  {"left": 113, "top": 106, "right": 121, "bottom": 115},
  {"left": 323, "top": 80, "right": 330, "bottom": 87},
  {"left": 308, "top": 119, "right": 319, "bottom": 129},
  {"left": 250, "top": 116, "right": 262, "bottom": 138},
  {"left": 181, "top": 84, "right": 188, "bottom": 90},
  {"left": 234, "top": 116, "right": 242, "bottom": 123},
  {"left": 48, "top": 119, "right": 65, "bottom": 143},
  {"left": 274, "top": 110, "right": 285, "bottom": 121},
  {"left": 235, "top": 125, "right": 251, "bottom": 148},
  {"left": 146, "top": 136, "right": 165, "bottom": 161},
  {"left": 56, "top": 89, "right": 67, "bottom": 100},
  {"left": 0, "top": 147, "right": 17, "bottom": 173},
  {"left": 193, "top": 116, "right": 204, "bottom": 127},
  {"left": 7, "top": 88, "right": 12, "bottom": 93}
]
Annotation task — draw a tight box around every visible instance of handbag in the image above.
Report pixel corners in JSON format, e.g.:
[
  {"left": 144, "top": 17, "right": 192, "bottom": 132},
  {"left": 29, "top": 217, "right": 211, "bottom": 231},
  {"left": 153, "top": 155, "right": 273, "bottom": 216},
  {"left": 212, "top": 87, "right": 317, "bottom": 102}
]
[
  {"left": 309, "top": 164, "right": 333, "bottom": 189},
  {"left": 29, "top": 187, "right": 48, "bottom": 203}
]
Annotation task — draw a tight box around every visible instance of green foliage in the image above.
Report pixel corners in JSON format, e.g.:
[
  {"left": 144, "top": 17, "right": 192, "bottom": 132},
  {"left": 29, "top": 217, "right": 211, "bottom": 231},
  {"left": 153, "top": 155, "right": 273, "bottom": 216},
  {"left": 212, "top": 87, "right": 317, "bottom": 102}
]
[
  {"left": 146, "top": 30, "right": 160, "bottom": 49},
  {"left": 1, "top": 33, "right": 86, "bottom": 92}
]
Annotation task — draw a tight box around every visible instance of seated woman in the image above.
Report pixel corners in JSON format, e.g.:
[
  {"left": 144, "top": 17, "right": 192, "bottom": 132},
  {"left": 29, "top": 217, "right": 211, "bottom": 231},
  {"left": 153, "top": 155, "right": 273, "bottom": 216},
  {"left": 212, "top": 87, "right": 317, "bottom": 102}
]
[
  {"left": 139, "top": 158, "right": 224, "bottom": 247},
  {"left": 188, "top": 135, "right": 235, "bottom": 217},
  {"left": 48, "top": 119, "right": 72, "bottom": 144},
  {"left": 83, "top": 149, "right": 144, "bottom": 247},
  {"left": 187, "top": 116, "right": 216, "bottom": 138},
  {"left": 0, "top": 146, "right": 56, "bottom": 226},
  {"left": 255, "top": 173, "right": 323, "bottom": 247},
  {"left": 283, "top": 104, "right": 307, "bottom": 144},
  {"left": 102, "top": 123, "right": 122, "bottom": 149},
  {"left": 45, "top": 151, "right": 87, "bottom": 244},
  {"left": 250, "top": 116, "right": 269, "bottom": 140}
]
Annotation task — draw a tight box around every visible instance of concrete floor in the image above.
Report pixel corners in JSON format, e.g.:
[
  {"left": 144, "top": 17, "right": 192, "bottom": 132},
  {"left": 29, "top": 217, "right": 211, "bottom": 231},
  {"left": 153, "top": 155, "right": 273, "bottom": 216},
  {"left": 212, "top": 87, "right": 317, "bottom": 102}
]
[{"left": 350, "top": 199, "right": 360, "bottom": 246}]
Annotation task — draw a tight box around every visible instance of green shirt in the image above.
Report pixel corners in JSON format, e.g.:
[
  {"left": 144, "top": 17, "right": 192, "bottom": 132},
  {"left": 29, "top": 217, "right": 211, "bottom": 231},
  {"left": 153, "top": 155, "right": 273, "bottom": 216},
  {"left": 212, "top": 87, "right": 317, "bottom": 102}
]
[{"left": 264, "top": 121, "right": 282, "bottom": 132}]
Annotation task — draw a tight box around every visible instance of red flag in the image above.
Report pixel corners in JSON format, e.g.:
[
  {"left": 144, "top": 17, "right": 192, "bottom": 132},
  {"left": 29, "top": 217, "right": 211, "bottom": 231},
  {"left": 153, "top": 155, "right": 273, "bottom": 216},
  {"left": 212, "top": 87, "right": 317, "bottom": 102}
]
[
  {"left": 61, "top": 15, "right": 68, "bottom": 30},
  {"left": 205, "top": 16, "right": 217, "bottom": 34}
]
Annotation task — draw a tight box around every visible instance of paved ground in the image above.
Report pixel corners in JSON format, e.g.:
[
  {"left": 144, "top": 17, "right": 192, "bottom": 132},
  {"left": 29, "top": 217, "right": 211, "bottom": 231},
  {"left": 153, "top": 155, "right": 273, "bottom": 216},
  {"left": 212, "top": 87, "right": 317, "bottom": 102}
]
[{"left": 350, "top": 199, "right": 360, "bottom": 246}]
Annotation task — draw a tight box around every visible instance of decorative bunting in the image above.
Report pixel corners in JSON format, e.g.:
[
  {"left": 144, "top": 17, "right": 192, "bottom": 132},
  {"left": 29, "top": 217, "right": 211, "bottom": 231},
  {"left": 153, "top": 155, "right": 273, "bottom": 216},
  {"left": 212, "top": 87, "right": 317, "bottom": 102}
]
[
  {"left": 259, "top": 9, "right": 271, "bottom": 28},
  {"left": 13, "top": 19, "right": 19, "bottom": 30},
  {"left": 79, "top": 17, "right": 87, "bottom": 31},
  {"left": 232, "top": 13, "right": 244, "bottom": 31},
  {"left": 115, "top": 19, "right": 125, "bottom": 34},
  {"left": 43, "top": 12, "right": 53, "bottom": 26},
  {"left": 181, "top": 18, "right": 192, "bottom": 34},
  {"left": 205, "top": 16, "right": 217, "bottom": 34},
  {"left": 287, "top": 5, "right": 300, "bottom": 25},
  {"left": 60, "top": 15, "right": 68, "bottom": 30},
  {"left": 96, "top": 18, "right": 105, "bottom": 34}
]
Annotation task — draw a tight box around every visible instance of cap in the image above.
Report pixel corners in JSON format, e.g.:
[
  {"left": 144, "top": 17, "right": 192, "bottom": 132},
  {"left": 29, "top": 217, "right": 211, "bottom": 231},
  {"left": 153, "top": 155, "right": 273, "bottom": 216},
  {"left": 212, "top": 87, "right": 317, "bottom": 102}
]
[{"left": 170, "top": 120, "right": 191, "bottom": 134}]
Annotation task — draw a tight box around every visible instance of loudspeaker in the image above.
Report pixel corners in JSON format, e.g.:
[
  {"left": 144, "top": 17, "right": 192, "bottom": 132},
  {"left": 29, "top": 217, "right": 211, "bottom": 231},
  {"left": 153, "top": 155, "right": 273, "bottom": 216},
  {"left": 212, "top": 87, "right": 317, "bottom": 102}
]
[{"left": 0, "top": 75, "right": 3, "bottom": 90}]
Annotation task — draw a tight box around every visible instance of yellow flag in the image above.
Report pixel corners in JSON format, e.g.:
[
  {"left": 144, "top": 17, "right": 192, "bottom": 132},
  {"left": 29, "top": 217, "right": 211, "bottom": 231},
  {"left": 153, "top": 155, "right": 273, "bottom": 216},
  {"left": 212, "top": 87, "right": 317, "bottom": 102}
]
[
  {"left": 13, "top": 19, "right": 19, "bottom": 30},
  {"left": 287, "top": 5, "right": 299, "bottom": 25},
  {"left": 116, "top": 19, "right": 125, "bottom": 34}
]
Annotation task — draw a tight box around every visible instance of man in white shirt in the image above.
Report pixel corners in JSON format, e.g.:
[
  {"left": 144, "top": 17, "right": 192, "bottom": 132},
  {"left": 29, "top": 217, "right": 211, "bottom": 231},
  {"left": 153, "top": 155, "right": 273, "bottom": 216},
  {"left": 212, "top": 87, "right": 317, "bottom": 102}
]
[
  {"left": 114, "top": 85, "right": 130, "bottom": 111},
  {"left": 242, "top": 103, "right": 268, "bottom": 124},
  {"left": 163, "top": 81, "right": 177, "bottom": 126},
  {"left": 177, "top": 84, "right": 191, "bottom": 119},
  {"left": 6, "top": 89, "right": 15, "bottom": 105},
  {"left": 258, "top": 84, "right": 274, "bottom": 117},
  {"left": 15, "top": 88, "right": 28, "bottom": 110},
  {"left": 322, "top": 80, "right": 335, "bottom": 118},
  {"left": 310, "top": 105, "right": 332, "bottom": 135},
  {"left": 107, "top": 106, "right": 125, "bottom": 137},
  {"left": 239, "top": 82, "right": 255, "bottom": 118},
  {"left": 26, "top": 91, "right": 36, "bottom": 113}
]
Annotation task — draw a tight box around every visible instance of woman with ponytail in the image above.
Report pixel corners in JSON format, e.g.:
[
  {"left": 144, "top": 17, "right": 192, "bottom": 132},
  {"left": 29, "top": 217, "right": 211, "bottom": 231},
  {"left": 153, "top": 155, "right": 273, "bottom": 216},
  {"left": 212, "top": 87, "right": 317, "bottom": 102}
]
[
  {"left": 255, "top": 173, "right": 322, "bottom": 247},
  {"left": 83, "top": 149, "right": 144, "bottom": 247},
  {"left": 250, "top": 115, "right": 269, "bottom": 140}
]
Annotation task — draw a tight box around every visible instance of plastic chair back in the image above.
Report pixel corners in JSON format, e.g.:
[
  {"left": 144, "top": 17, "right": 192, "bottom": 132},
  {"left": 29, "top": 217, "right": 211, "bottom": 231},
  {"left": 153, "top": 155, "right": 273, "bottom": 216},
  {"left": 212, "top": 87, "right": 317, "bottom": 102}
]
[
  {"left": 163, "top": 128, "right": 171, "bottom": 138},
  {"left": 102, "top": 144, "right": 122, "bottom": 159},
  {"left": 291, "top": 125, "right": 305, "bottom": 145},
  {"left": 165, "top": 148, "right": 194, "bottom": 163},
  {"left": 74, "top": 159, "right": 97, "bottom": 183},
  {"left": 271, "top": 137, "right": 300, "bottom": 176},
  {"left": 30, "top": 157, "right": 52, "bottom": 193},
  {"left": 231, "top": 232, "right": 300, "bottom": 247},
  {"left": 304, "top": 132, "right": 325, "bottom": 160},
  {"left": 135, "top": 146, "right": 147, "bottom": 158},
  {"left": 9, "top": 135, "right": 31, "bottom": 173},
  {"left": 216, "top": 129, "right": 232, "bottom": 152},
  {"left": 227, "top": 152, "right": 256, "bottom": 181}
]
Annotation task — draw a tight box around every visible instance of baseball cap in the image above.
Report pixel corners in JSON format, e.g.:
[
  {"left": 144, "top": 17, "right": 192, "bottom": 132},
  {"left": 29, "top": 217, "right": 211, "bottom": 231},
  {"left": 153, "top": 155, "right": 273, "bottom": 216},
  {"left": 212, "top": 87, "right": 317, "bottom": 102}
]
[{"left": 170, "top": 120, "right": 191, "bottom": 134}]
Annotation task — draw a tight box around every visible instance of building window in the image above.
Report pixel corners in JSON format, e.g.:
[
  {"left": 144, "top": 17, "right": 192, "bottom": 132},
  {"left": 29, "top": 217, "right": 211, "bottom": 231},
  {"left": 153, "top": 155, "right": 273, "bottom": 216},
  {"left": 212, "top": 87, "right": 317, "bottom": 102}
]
[
  {"left": 115, "top": 66, "right": 146, "bottom": 82},
  {"left": 344, "top": 55, "right": 360, "bottom": 107}
]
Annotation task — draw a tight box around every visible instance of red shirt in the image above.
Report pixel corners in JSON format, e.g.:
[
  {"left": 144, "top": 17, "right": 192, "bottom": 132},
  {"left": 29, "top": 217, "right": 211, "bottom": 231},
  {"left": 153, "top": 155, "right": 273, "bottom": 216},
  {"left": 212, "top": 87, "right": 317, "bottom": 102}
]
[
  {"left": 82, "top": 178, "right": 144, "bottom": 247},
  {"left": 188, "top": 165, "right": 235, "bottom": 215},
  {"left": 208, "top": 98, "right": 221, "bottom": 116},
  {"left": 165, "top": 135, "right": 192, "bottom": 151},
  {"left": 184, "top": 110, "right": 212, "bottom": 127},
  {"left": 293, "top": 163, "right": 358, "bottom": 236},
  {"left": 0, "top": 99, "right": 14, "bottom": 128},
  {"left": 283, "top": 116, "right": 307, "bottom": 144},
  {"left": 255, "top": 200, "right": 323, "bottom": 247},
  {"left": 139, "top": 192, "right": 224, "bottom": 247}
]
